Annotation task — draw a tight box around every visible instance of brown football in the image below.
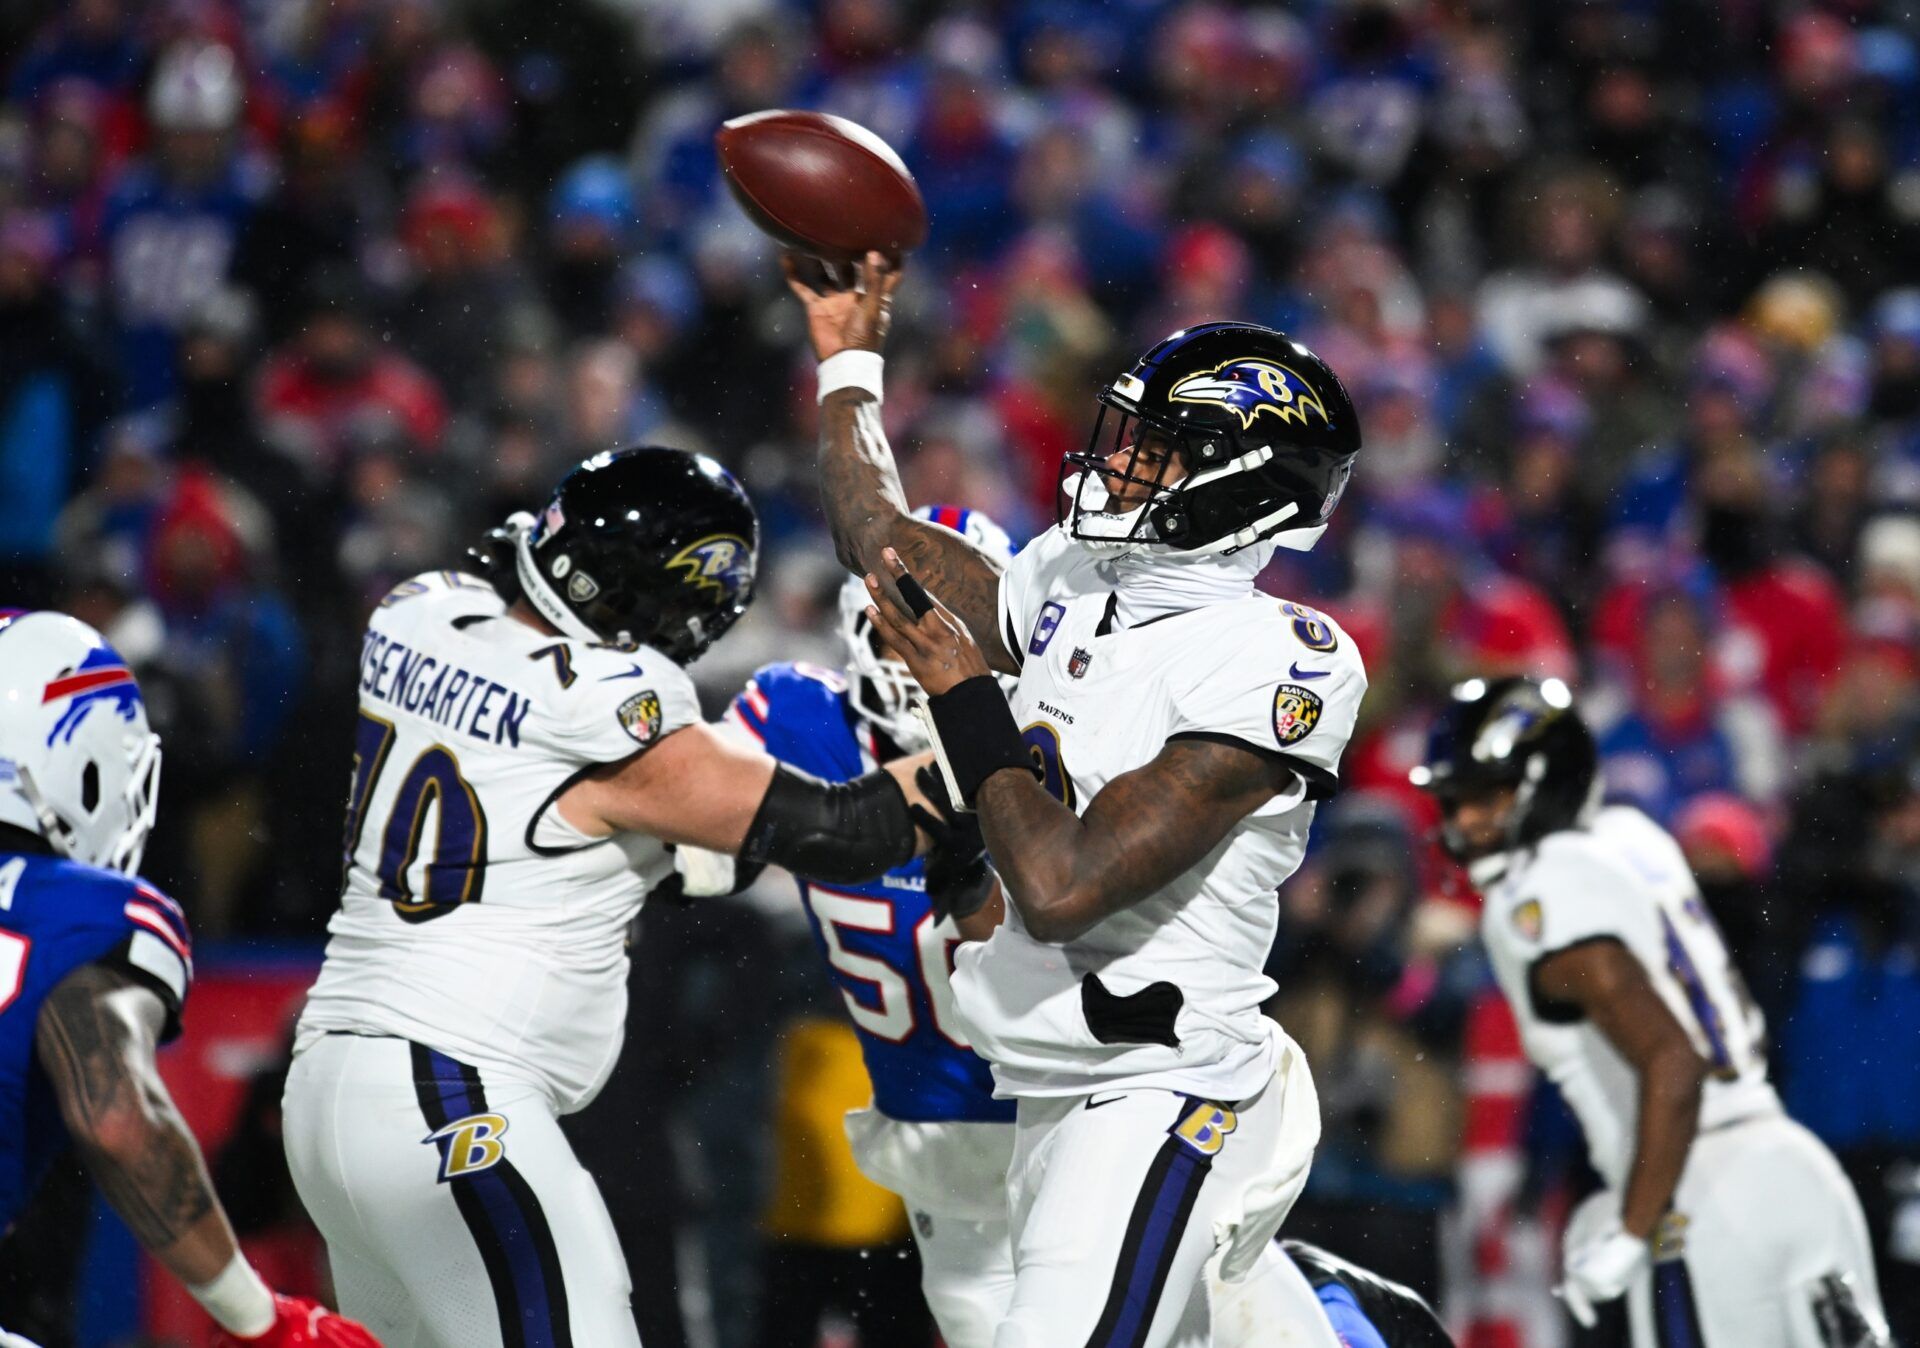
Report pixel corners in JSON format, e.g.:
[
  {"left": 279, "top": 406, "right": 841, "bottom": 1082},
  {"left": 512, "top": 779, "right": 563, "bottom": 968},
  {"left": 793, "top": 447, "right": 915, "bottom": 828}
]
[{"left": 715, "top": 109, "right": 928, "bottom": 264}]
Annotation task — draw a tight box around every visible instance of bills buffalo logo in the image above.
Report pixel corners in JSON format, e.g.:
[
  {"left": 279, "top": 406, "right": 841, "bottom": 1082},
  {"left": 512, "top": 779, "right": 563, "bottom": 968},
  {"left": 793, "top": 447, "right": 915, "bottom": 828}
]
[
  {"left": 667, "top": 534, "right": 752, "bottom": 599},
  {"left": 423, "top": 1111, "right": 509, "bottom": 1182},
  {"left": 1168, "top": 358, "right": 1331, "bottom": 431},
  {"left": 618, "top": 690, "right": 664, "bottom": 745},
  {"left": 42, "top": 646, "right": 143, "bottom": 747},
  {"left": 1068, "top": 646, "right": 1093, "bottom": 679},
  {"left": 1271, "top": 682, "right": 1323, "bottom": 747},
  {"left": 1512, "top": 898, "right": 1543, "bottom": 941}
]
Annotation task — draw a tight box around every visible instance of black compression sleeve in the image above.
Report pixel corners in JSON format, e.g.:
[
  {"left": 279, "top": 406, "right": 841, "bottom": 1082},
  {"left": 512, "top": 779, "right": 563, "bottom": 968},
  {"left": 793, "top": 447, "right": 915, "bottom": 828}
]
[{"left": 740, "top": 763, "right": 918, "bottom": 884}]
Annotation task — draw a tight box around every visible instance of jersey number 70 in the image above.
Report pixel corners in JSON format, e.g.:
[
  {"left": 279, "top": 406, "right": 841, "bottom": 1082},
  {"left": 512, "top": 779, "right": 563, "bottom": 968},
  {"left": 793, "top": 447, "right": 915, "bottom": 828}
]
[{"left": 342, "top": 711, "right": 489, "bottom": 922}]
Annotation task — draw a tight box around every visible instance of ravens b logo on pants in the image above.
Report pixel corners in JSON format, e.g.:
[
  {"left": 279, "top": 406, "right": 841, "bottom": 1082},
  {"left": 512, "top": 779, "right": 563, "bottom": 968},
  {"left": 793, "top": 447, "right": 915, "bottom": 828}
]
[{"left": 424, "top": 1112, "right": 510, "bottom": 1182}]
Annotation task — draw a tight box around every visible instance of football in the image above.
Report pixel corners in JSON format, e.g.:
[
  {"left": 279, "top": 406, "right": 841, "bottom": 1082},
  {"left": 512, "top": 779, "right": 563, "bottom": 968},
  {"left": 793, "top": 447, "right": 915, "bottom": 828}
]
[{"left": 715, "top": 109, "right": 928, "bottom": 264}]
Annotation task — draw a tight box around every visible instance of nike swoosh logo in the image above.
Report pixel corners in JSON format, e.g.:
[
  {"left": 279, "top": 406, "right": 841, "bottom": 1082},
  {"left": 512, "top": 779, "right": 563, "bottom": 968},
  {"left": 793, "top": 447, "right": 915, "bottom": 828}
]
[
  {"left": 1085, "top": 1092, "right": 1130, "bottom": 1110},
  {"left": 599, "top": 664, "right": 648, "bottom": 682},
  {"left": 1289, "top": 662, "right": 1330, "bottom": 681}
]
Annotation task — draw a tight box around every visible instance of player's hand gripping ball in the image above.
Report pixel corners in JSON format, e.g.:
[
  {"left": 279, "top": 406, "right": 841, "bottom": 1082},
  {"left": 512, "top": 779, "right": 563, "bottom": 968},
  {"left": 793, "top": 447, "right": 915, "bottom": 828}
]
[
  {"left": 213, "top": 1295, "right": 384, "bottom": 1347},
  {"left": 783, "top": 249, "right": 901, "bottom": 364}
]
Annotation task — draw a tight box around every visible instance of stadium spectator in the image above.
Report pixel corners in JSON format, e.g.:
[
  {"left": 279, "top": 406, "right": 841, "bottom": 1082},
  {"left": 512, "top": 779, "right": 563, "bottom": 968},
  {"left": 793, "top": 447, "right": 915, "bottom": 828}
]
[
  {"left": 0, "top": 209, "right": 102, "bottom": 607},
  {"left": 254, "top": 263, "right": 446, "bottom": 474},
  {"left": 99, "top": 40, "right": 264, "bottom": 409}
]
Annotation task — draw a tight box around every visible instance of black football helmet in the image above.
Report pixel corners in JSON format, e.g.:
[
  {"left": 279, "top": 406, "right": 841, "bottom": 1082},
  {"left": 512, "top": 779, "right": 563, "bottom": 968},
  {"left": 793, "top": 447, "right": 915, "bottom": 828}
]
[
  {"left": 1409, "top": 676, "right": 1599, "bottom": 859},
  {"left": 1061, "top": 322, "right": 1361, "bottom": 554},
  {"left": 502, "top": 446, "right": 759, "bottom": 664}
]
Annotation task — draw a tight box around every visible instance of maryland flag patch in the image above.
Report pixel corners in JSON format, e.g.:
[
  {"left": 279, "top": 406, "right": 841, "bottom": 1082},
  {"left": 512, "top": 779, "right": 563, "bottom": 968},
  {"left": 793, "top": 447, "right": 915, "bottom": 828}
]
[
  {"left": 1271, "top": 683, "right": 1323, "bottom": 747},
  {"left": 618, "top": 690, "right": 664, "bottom": 745},
  {"left": 1512, "top": 899, "right": 1543, "bottom": 941}
]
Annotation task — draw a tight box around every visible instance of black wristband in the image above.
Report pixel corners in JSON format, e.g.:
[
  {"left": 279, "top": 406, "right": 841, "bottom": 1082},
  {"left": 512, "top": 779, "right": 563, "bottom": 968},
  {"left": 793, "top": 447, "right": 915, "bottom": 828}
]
[{"left": 926, "top": 674, "right": 1036, "bottom": 805}]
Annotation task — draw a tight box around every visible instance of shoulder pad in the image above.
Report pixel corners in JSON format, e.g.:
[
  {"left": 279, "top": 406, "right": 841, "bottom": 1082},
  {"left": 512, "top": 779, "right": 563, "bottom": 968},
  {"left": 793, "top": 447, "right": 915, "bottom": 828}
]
[
  {"left": 542, "top": 641, "right": 703, "bottom": 761},
  {"left": 375, "top": 570, "right": 503, "bottom": 611}
]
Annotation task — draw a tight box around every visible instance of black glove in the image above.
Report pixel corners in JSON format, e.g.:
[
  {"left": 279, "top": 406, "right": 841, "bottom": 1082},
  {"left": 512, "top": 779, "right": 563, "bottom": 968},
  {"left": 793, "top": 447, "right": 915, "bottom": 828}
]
[{"left": 911, "top": 764, "right": 996, "bottom": 923}]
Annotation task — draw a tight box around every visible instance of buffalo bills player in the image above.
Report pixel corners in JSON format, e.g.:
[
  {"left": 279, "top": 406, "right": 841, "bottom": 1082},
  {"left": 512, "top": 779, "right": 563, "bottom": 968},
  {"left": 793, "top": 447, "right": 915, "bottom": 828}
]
[
  {"left": 717, "top": 504, "right": 1019, "bottom": 1346},
  {"left": 0, "top": 611, "right": 378, "bottom": 1347}
]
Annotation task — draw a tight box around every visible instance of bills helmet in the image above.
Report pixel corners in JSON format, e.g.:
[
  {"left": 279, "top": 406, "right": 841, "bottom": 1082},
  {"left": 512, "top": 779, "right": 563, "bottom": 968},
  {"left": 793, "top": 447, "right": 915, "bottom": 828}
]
[
  {"left": 481, "top": 446, "right": 759, "bottom": 664},
  {"left": 837, "top": 505, "right": 1015, "bottom": 752},
  {"left": 1062, "top": 322, "right": 1360, "bottom": 555},
  {"left": 1409, "top": 676, "right": 1599, "bottom": 859},
  {"left": 0, "top": 612, "right": 163, "bottom": 874}
]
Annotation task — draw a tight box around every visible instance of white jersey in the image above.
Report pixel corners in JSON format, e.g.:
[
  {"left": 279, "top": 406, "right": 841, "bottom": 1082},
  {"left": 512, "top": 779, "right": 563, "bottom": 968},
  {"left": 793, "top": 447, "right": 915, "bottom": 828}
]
[
  {"left": 952, "top": 527, "right": 1367, "bottom": 1101},
  {"left": 294, "top": 571, "right": 702, "bottom": 1112},
  {"left": 1479, "top": 805, "right": 1781, "bottom": 1188}
]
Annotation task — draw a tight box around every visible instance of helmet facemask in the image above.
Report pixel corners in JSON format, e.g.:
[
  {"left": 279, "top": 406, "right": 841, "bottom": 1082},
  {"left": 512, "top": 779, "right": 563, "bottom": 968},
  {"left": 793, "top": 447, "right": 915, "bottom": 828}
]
[
  {"left": 1060, "top": 374, "right": 1338, "bottom": 558},
  {"left": 838, "top": 576, "right": 929, "bottom": 753},
  {"left": 13, "top": 723, "right": 162, "bottom": 876}
]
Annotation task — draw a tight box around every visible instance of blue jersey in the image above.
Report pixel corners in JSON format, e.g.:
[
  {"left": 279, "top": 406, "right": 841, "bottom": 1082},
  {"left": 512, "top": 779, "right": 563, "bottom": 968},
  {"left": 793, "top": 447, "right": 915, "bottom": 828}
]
[
  {"left": 729, "top": 663, "right": 1013, "bottom": 1124},
  {"left": 100, "top": 159, "right": 265, "bottom": 408},
  {"left": 0, "top": 851, "right": 193, "bottom": 1230}
]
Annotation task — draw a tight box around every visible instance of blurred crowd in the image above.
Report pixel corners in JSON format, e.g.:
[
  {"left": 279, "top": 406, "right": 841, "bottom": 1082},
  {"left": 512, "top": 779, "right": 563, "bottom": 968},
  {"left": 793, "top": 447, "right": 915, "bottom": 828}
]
[{"left": 1, "top": 0, "right": 1918, "bottom": 1342}]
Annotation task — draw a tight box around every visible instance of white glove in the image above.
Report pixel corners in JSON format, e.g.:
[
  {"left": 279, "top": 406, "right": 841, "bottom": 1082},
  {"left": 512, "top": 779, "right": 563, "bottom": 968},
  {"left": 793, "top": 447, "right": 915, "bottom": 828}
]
[
  {"left": 1557, "top": 1219, "right": 1649, "bottom": 1327},
  {"left": 672, "top": 844, "right": 737, "bottom": 898}
]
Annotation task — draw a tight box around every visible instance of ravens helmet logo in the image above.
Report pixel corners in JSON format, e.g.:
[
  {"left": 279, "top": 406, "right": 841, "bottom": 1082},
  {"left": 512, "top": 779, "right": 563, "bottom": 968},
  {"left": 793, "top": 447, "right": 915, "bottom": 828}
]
[
  {"left": 1168, "top": 358, "right": 1333, "bottom": 431},
  {"left": 666, "top": 534, "right": 753, "bottom": 599}
]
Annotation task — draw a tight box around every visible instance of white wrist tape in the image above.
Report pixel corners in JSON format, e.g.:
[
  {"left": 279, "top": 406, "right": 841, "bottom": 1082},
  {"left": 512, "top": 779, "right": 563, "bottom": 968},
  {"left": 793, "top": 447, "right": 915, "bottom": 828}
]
[
  {"left": 912, "top": 703, "right": 972, "bottom": 814},
  {"left": 816, "top": 349, "right": 884, "bottom": 404},
  {"left": 188, "top": 1253, "right": 276, "bottom": 1338}
]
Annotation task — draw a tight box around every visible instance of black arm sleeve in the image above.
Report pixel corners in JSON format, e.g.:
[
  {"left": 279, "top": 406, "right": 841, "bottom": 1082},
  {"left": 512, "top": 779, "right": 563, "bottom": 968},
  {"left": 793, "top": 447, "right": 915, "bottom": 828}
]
[{"left": 739, "top": 763, "right": 918, "bottom": 884}]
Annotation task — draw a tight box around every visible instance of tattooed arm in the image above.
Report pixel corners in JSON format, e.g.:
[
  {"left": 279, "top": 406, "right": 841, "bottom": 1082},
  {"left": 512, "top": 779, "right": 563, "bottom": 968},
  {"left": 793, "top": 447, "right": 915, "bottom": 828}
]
[
  {"left": 862, "top": 556, "right": 1292, "bottom": 942},
  {"left": 35, "top": 962, "right": 241, "bottom": 1286},
  {"left": 786, "top": 251, "right": 1016, "bottom": 673},
  {"left": 975, "top": 739, "right": 1291, "bottom": 942}
]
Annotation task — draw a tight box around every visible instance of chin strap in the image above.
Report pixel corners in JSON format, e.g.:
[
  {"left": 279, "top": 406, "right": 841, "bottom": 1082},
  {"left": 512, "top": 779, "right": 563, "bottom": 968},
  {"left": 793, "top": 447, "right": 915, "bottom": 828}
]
[
  {"left": 512, "top": 518, "right": 603, "bottom": 644},
  {"left": 13, "top": 764, "right": 83, "bottom": 865}
]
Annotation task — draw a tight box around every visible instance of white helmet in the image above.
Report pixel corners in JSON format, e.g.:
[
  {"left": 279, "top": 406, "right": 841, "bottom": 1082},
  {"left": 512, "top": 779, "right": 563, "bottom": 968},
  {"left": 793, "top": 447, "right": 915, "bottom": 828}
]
[
  {"left": 0, "top": 612, "right": 163, "bottom": 874},
  {"left": 838, "top": 505, "right": 1015, "bottom": 753}
]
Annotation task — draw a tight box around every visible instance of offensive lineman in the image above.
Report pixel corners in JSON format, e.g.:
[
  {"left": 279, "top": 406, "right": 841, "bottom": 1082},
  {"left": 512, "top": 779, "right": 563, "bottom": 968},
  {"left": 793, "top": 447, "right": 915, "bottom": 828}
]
[
  {"left": 1411, "top": 676, "right": 1889, "bottom": 1346},
  {"left": 787, "top": 251, "right": 1366, "bottom": 1347},
  {"left": 718, "top": 503, "right": 1019, "bottom": 1345},
  {"left": 0, "top": 612, "right": 379, "bottom": 1348},
  {"left": 283, "top": 448, "right": 946, "bottom": 1347}
]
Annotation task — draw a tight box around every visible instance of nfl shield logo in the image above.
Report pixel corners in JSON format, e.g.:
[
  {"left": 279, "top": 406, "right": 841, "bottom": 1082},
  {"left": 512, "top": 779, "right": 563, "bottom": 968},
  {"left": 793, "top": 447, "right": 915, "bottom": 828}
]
[{"left": 1068, "top": 647, "right": 1092, "bottom": 679}]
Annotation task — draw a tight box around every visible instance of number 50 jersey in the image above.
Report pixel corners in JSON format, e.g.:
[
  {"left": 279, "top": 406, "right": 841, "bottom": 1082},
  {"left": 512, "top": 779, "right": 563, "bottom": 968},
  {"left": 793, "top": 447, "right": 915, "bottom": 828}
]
[{"left": 295, "top": 572, "right": 702, "bottom": 1113}]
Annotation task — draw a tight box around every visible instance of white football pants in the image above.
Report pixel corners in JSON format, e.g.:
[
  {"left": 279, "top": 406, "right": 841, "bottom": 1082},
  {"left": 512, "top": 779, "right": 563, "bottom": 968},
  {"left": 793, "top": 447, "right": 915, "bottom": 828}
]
[
  {"left": 282, "top": 1033, "right": 641, "bottom": 1348},
  {"left": 990, "top": 1054, "right": 1315, "bottom": 1348},
  {"left": 843, "top": 1108, "right": 1018, "bottom": 1347},
  {"left": 1567, "top": 1114, "right": 1888, "bottom": 1348}
]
